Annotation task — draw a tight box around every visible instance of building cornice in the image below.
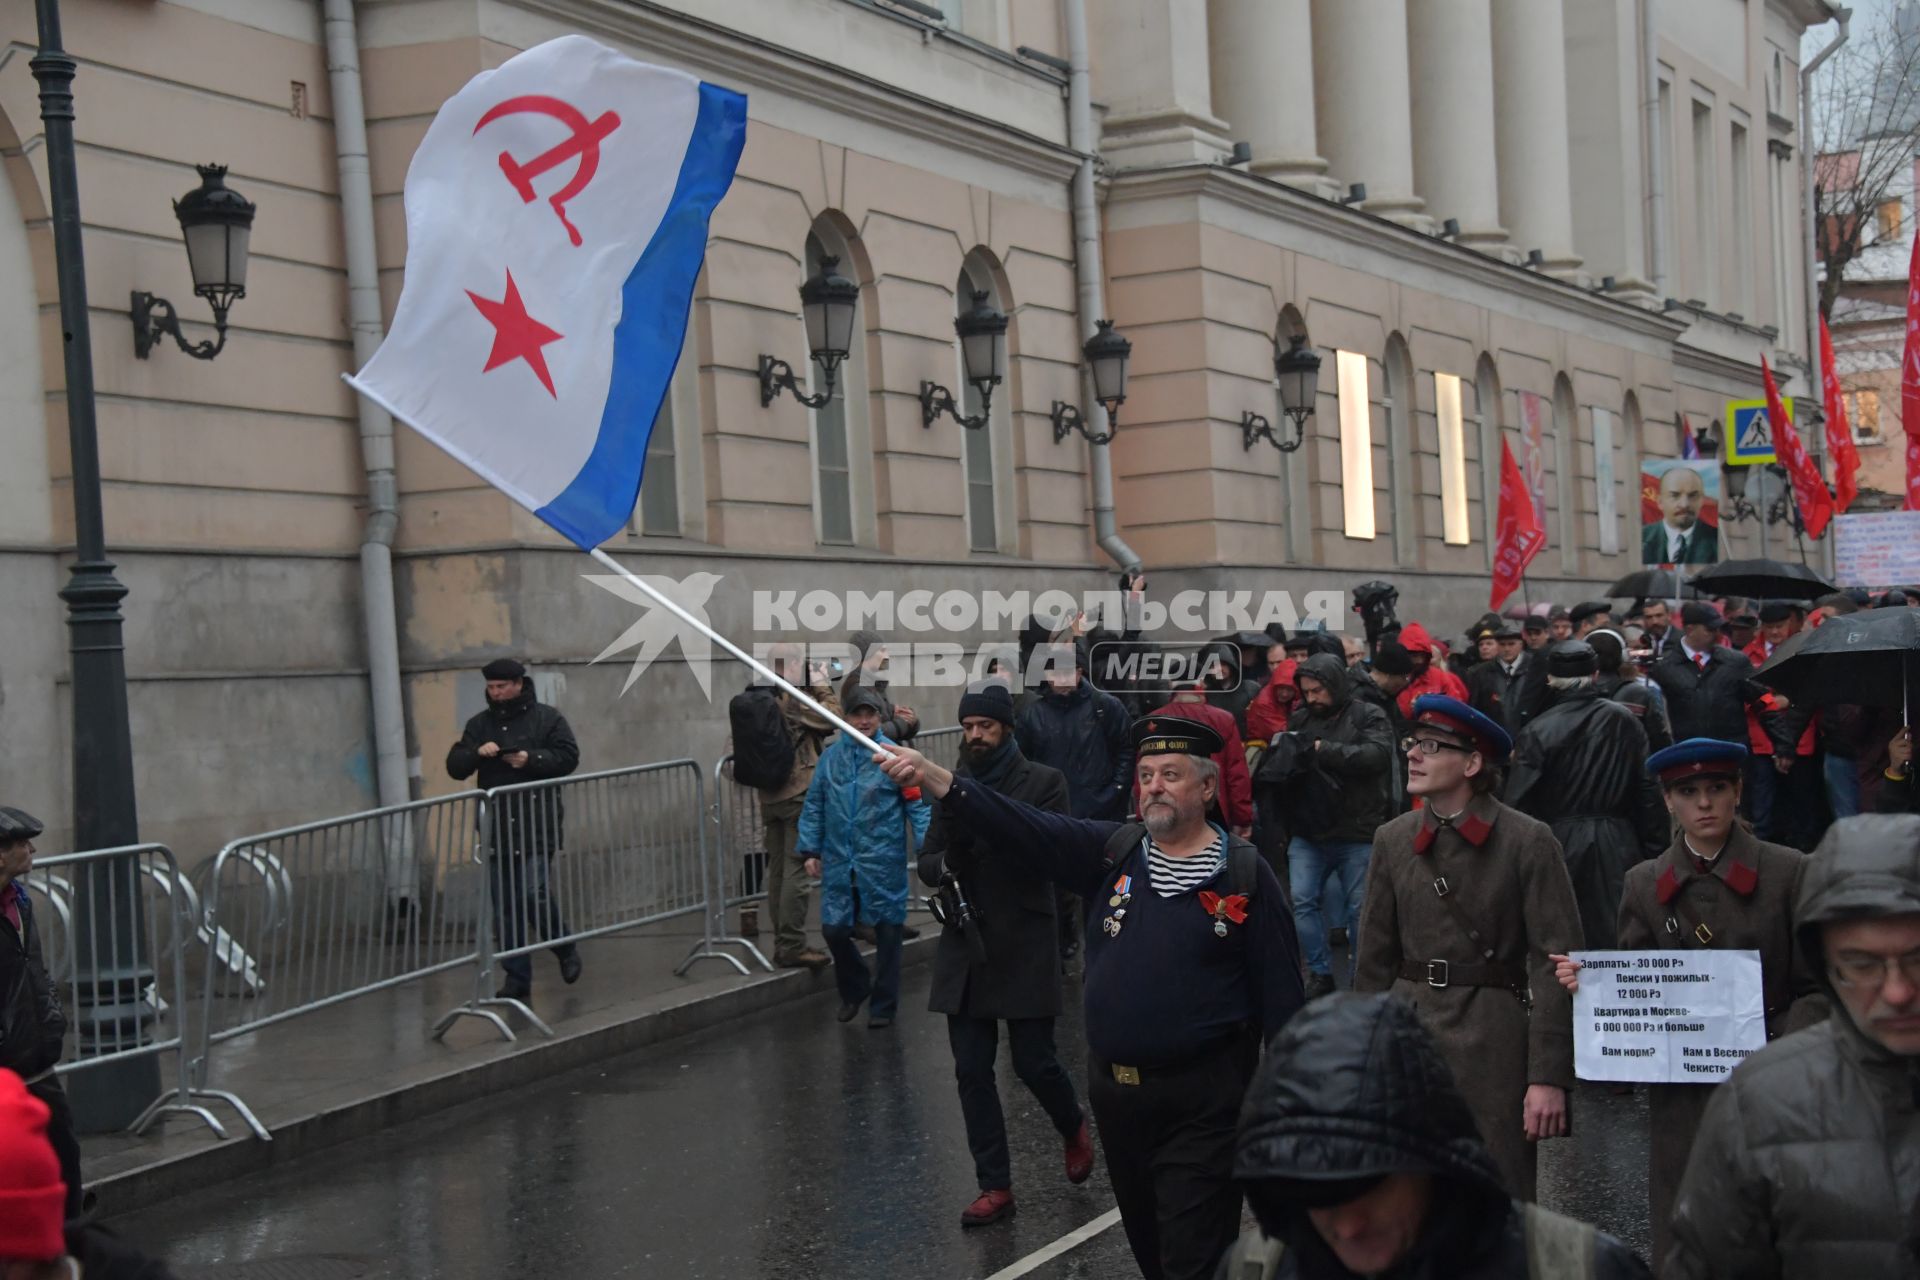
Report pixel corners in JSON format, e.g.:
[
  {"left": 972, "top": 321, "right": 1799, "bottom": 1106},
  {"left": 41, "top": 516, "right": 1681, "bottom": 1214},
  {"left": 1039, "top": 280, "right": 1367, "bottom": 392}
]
[
  {"left": 1673, "top": 342, "right": 1770, "bottom": 386},
  {"left": 492, "top": 0, "right": 1084, "bottom": 188},
  {"left": 1107, "top": 165, "right": 1691, "bottom": 349}
]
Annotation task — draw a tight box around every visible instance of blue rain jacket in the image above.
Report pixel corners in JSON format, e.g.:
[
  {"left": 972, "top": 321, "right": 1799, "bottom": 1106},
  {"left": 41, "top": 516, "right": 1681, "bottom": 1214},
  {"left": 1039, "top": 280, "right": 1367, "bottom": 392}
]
[{"left": 797, "top": 731, "right": 931, "bottom": 926}]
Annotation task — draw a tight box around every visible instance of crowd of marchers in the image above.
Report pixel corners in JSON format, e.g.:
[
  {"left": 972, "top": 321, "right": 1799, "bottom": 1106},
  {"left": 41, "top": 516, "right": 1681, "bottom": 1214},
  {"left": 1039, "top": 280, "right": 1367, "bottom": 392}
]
[{"left": 725, "top": 569, "right": 1920, "bottom": 1280}]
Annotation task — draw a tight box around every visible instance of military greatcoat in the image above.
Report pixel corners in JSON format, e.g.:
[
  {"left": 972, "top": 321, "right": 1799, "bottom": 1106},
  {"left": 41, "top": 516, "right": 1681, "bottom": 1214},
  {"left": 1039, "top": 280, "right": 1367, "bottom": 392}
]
[
  {"left": 1354, "top": 793, "right": 1584, "bottom": 1200},
  {"left": 1615, "top": 823, "right": 1826, "bottom": 1270}
]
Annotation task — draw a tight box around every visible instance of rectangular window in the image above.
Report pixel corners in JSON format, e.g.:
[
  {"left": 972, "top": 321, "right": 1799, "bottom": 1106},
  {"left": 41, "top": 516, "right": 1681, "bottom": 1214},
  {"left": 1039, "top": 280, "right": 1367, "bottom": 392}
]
[
  {"left": 814, "top": 369, "right": 854, "bottom": 544},
  {"left": 1692, "top": 99, "right": 1717, "bottom": 306},
  {"left": 963, "top": 422, "right": 997, "bottom": 552},
  {"left": 1592, "top": 406, "right": 1620, "bottom": 556},
  {"left": 1850, "top": 390, "right": 1883, "bottom": 442},
  {"left": 1434, "top": 372, "right": 1470, "bottom": 546},
  {"left": 1730, "top": 122, "right": 1752, "bottom": 317},
  {"left": 1879, "top": 200, "right": 1905, "bottom": 241},
  {"left": 636, "top": 395, "right": 679, "bottom": 535},
  {"left": 1337, "top": 349, "right": 1376, "bottom": 540}
]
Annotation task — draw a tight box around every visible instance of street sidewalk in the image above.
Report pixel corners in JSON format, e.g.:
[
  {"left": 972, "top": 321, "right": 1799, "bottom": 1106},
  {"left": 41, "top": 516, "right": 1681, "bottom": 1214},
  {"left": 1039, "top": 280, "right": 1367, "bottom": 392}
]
[{"left": 81, "top": 909, "right": 931, "bottom": 1215}]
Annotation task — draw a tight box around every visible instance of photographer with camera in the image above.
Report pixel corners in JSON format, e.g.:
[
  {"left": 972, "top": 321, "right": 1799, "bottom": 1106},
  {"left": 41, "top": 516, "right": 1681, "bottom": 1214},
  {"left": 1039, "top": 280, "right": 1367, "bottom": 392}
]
[{"left": 917, "top": 682, "right": 1093, "bottom": 1228}]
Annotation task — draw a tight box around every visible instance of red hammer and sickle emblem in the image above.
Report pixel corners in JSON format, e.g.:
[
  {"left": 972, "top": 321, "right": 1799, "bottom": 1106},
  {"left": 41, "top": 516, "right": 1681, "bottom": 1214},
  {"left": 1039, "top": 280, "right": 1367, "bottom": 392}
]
[{"left": 474, "top": 95, "right": 622, "bottom": 247}]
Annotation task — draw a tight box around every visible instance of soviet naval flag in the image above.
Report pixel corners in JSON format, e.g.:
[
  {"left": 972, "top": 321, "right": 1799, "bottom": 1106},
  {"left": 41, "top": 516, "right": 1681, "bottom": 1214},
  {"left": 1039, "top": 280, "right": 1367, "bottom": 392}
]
[{"left": 347, "top": 36, "right": 746, "bottom": 549}]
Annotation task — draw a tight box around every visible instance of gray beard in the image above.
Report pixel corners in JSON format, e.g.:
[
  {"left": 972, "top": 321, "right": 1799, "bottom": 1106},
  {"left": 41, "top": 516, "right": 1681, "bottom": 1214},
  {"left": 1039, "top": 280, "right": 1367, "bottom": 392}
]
[{"left": 1143, "top": 807, "right": 1181, "bottom": 838}]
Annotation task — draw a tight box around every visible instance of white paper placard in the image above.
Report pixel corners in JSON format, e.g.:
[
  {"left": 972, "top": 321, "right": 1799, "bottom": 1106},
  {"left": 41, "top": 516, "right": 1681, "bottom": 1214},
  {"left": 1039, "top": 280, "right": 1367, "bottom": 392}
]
[
  {"left": 1833, "top": 511, "right": 1920, "bottom": 588},
  {"left": 1572, "top": 949, "right": 1767, "bottom": 1084}
]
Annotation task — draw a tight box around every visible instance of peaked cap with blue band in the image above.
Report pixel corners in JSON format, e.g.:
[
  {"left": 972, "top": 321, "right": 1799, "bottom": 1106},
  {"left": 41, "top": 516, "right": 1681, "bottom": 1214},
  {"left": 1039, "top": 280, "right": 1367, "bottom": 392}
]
[
  {"left": 1647, "top": 737, "right": 1748, "bottom": 788},
  {"left": 1410, "top": 694, "right": 1513, "bottom": 764}
]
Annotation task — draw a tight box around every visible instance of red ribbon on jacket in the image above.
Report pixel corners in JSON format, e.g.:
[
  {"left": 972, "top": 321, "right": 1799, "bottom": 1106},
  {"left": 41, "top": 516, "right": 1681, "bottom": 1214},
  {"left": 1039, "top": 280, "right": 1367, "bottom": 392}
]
[{"left": 1198, "top": 891, "right": 1249, "bottom": 925}]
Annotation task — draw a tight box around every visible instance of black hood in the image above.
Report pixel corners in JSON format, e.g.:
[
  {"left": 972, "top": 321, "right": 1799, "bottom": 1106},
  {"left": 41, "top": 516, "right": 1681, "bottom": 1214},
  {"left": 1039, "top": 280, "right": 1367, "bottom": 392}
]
[
  {"left": 1236, "top": 993, "right": 1503, "bottom": 1193},
  {"left": 1296, "top": 653, "right": 1352, "bottom": 710}
]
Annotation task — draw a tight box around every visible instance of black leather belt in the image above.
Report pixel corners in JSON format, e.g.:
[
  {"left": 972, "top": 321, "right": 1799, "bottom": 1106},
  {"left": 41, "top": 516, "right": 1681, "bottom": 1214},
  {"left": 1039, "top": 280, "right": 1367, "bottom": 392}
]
[{"left": 1399, "top": 958, "right": 1527, "bottom": 992}]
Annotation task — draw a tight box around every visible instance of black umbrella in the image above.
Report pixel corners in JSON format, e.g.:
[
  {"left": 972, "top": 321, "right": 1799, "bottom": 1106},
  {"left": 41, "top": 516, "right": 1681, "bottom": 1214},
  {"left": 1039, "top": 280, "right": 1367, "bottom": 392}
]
[
  {"left": 1754, "top": 608, "right": 1920, "bottom": 715},
  {"left": 1604, "top": 567, "right": 1704, "bottom": 599},
  {"left": 1691, "top": 558, "right": 1836, "bottom": 602}
]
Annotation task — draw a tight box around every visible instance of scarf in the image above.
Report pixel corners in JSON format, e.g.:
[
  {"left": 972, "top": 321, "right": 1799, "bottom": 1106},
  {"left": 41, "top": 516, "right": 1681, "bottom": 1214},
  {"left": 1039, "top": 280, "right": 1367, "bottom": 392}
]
[{"left": 960, "top": 737, "right": 1022, "bottom": 790}]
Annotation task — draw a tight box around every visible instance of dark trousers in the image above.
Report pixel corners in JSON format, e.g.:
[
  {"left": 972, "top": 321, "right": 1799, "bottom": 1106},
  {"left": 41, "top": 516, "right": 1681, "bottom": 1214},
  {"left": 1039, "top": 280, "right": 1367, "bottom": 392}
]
[
  {"left": 33, "top": 1080, "right": 84, "bottom": 1219},
  {"left": 1746, "top": 754, "right": 1830, "bottom": 851},
  {"left": 822, "top": 921, "right": 902, "bottom": 1018},
  {"left": 490, "top": 851, "right": 574, "bottom": 986},
  {"left": 947, "top": 1014, "right": 1084, "bottom": 1191},
  {"left": 1056, "top": 888, "right": 1082, "bottom": 959},
  {"left": 1089, "top": 1037, "right": 1257, "bottom": 1280}
]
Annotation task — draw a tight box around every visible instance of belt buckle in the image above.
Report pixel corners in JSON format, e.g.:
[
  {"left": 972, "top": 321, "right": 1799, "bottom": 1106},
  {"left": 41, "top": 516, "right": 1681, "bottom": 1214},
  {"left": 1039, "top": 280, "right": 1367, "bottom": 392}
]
[
  {"left": 1425, "top": 959, "right": 1450, "bottom": 988},
  {"left": 1112, "top": 1064, "right": 1141, "bottom": 1086}
]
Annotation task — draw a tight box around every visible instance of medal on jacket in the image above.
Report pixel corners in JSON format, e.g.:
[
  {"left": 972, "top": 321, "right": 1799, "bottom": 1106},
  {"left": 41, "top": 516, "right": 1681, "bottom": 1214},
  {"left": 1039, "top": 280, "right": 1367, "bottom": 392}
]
[
  {"left": 1104, "top": 876, "right": 1132, "bottom": 938},
  {"left": 1199, "top": 890, "right": 1249, "bottom": 938}
]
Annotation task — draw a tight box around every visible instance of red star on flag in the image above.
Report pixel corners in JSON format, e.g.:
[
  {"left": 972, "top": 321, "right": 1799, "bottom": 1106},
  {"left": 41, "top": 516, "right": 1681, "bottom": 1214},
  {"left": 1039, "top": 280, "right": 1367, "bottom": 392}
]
[{"left": 467, "top": 269, "right": 564, "bottom": 397}]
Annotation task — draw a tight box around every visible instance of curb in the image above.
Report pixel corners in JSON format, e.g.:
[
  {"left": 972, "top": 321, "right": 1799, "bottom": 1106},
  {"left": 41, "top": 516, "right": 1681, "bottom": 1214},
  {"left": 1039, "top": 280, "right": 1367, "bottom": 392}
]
[{"left": 93, "top": 937, "right": 937, "bottom": 1216}]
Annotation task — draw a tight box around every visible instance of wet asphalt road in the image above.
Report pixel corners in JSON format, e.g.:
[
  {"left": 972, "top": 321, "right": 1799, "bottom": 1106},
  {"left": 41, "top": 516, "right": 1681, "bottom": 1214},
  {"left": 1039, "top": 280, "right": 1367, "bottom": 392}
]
[{"left": 113, "top": 958, "right": 1652, "bottom": 1279}]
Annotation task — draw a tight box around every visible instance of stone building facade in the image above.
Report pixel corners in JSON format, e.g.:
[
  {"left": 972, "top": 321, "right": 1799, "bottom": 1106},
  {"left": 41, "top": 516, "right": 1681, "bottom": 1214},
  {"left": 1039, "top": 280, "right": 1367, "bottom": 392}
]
[{"left": 0, "top": 0, "right": 1837, "bottom": 857}]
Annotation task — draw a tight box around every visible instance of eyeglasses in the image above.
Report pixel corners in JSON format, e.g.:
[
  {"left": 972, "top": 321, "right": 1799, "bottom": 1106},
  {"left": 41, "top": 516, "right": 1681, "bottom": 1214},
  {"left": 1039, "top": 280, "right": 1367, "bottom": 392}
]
[
  {"left": 1400, "top": 736, "right": 1473, "bottom": 757},
  {"left": 1829, "top": 949, "right": 1920, "bottom": 991}
]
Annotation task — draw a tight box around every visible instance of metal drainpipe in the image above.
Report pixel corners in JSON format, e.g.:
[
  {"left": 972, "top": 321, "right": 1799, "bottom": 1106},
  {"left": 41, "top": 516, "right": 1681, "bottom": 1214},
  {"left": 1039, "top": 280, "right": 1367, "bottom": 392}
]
[
  {"left": 1801, "top": 8, "right": 1849, "bottom": 580},
  {"left": 1802, "top": 9, "right": 1850, "bottom": 369},
  {"left": 1642, "top": 0, "right": 1667, "bottom": 296},
  {"left": 1064, "top": 0, "right": 1140, "bottom": 574},
  {"left": 323, "top": 0, "right": 414, "bottom": 890}
]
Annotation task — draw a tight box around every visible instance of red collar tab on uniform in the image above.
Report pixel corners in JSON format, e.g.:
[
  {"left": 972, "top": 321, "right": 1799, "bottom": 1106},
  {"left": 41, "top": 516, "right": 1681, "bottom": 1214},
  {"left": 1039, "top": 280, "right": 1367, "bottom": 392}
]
[
  {"left": 1655, "top": 864, "right": 1683, "bottom": 904},
  {"left": 1723, "top": 858, "right": 1759, "bottom": 897},
  {"left": 1413, "top": 804, "right": 1494, "bottom": 856}
]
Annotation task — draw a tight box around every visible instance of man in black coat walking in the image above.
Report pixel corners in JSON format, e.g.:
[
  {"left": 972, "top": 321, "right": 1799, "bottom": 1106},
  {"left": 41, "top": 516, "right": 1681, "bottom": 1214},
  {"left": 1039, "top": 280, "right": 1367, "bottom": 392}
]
[
  {"left": 446, "top": 658, "right": 582, "bottom": 1000},
  {"left": 1647, "top": 602, "right": 1773, "bottom": 745},
  {"left": 0, "top": 807, "right": 82, "bottom": 1220},
  {"left": 918, "top": 683, "right": 1093, "bottom": 1228},
  {"left": 1505, "top": 642, "right": 1667, "bottom": 949}
]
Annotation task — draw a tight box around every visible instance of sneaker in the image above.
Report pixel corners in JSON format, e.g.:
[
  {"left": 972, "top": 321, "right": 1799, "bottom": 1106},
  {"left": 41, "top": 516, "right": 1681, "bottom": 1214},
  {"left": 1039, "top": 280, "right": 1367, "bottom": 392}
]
[
  {"left": 1304, "top": 972, "right": 1337, "bottom": 1000},
  {"left": 1064, "top": 1120, "right": 1095, "bottom": 1185},
  {"left": 960, "top": 1189, "right": 1015, "bottom": 1228},
  {"left": 836, "top": 1001, "right": 863, "bottom": 1023},
  {"left": 558, "top": 950, "right": 583, "bottom": 985},
  {"left": 495, "top": 980, "right": 531, "bottom": 1001}
]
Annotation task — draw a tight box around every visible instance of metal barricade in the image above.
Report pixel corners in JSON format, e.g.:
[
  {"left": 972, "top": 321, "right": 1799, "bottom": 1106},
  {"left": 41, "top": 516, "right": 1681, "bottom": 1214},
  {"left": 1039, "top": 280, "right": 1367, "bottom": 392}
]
[
  {"left": 26, "top": 845, "right": 259, "bottom": 1139},
  {"left": 915, "top": 725, "right": 963, "bottom": 770},
  {"left": 195, "top": 792, "right": 490, "bottom": 1114},
  {"left": 434, "top": 759, "right": 747, "bottom": 1041}
]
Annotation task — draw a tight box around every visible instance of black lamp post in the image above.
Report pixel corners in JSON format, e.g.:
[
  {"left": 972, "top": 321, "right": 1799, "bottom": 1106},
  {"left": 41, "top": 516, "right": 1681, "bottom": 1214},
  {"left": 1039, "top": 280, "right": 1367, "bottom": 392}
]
[
  {"left": 131, "top": 164, "right": 256, "bottom": 360},
  {"left": 1051, "top": 319, "right": 1133, "bottom": 445},
  {"left": 760, "top": 256, "right": 860, "bottom": 408},
  {"left": 922, "top": 291, "right": 1010, "bottom": 429},
  {"left": 34, "top": 0, "right": 159, "bottom": 1130},
  {"left": 1243, "top": 333, "right": 1322, "bottom": 451}
]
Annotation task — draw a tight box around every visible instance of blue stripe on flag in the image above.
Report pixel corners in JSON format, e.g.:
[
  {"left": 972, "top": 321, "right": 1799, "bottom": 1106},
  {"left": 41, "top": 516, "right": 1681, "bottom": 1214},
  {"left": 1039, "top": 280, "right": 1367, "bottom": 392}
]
[{"left": 537, "top": 81, "right": 748, "bottom": 548}]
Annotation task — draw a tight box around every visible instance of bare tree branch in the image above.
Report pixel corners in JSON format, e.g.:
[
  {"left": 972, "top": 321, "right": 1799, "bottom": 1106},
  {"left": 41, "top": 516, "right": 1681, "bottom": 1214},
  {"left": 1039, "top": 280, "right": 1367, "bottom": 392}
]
[{"left": 1811, "top": 5, "right": 1920, "bottom": 316}]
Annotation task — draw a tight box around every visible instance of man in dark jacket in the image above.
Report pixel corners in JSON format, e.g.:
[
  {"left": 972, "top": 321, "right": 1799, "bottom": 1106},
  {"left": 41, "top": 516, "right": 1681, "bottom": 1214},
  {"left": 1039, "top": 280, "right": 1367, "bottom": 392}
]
[
  {"left": 1506, "top": 641, "right": 1667, "bottom": 949},
  {"left": 1588, "top": 628, "right": 1672, "bottom": 751},
  {"left": 1647, "top": 602, "right": 1773, "bottom": 745},
  {"left": 1219, "top": 992, "right": 1650, "bottom": 1279},
  {"left": 1282, "top": 655, "right": 1394, "bottom": 999},
  {"left": 917, "top": 683, "right": 1093, "bottom": 1228},
  {"left": 1016, "top": 648, "right": 1133, "bottom": 962},
  {"left": 0, "top": 808, "right": 81, "bottom": 1220},
  {"left": 1465, "top": 621, "right": 1528, "bottom": 733},
  {"left": 446, "top": 658, "right": 582, "bottom": 1000},
  {"left": 845, "top": 629, "right": 919, "bottom": 742},
  {"left": 1667, "top": 814, "right": 1920, "bottom": 1280}
]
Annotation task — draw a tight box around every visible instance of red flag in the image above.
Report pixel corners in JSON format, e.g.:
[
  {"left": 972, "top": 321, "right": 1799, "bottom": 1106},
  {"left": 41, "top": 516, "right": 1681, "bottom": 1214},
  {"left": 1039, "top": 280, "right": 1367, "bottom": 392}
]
[
  {"left": 1491, "top": 439, "right": 1546, "bottom": 608},
  {"left": 1905, "top": 232, "right": 1920, "bottom": 510},
  {"left": 1761, "top": 353, "right": 1833, "bottom": 539},
  {"left": 1819, "top": 315, "right": 1860, "bottom": 513}
]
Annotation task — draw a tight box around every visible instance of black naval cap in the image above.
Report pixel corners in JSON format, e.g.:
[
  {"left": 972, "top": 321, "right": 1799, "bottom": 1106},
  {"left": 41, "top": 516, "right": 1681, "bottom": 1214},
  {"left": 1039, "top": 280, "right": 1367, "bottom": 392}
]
[{"left": 1133, "top": 714, "right": 1226, "bottom": 760}]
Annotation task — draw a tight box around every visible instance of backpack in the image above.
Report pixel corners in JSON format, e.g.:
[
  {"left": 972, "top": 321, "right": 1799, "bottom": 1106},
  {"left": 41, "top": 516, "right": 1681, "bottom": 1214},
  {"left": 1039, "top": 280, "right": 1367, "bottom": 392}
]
[
  {"left": 728, "top": 687, "right": 796, "bottom": 790},
  {"left": 1098, "top": 822, "right": 1262, "bottom": 905},
  {"left": 1213, "top": 1206, "right": 1597, "bottom": 1280}
]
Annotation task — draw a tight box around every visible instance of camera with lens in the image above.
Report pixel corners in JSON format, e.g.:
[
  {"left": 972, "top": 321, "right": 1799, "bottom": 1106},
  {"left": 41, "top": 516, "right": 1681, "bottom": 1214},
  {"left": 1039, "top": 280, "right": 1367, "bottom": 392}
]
[
  {"left": 1351, "top": 579, "right": 1401, "bottom": 651},
  {"left": 925, "top": 873, "right": 988, "bottom": 965}
]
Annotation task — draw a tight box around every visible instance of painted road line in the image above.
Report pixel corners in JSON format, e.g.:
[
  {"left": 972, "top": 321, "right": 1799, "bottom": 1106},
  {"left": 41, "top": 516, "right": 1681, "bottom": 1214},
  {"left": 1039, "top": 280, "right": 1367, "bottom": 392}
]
[{"left": 982, "top": 1206, "right": 1124, "bottom": 1280}]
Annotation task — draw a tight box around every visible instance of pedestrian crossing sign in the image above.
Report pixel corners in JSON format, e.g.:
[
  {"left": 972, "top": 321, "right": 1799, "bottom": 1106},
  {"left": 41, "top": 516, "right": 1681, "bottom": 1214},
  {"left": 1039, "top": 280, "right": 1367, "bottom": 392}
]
[{"left": 1723, "top": 398, "right": 1785, "bottom": 466}]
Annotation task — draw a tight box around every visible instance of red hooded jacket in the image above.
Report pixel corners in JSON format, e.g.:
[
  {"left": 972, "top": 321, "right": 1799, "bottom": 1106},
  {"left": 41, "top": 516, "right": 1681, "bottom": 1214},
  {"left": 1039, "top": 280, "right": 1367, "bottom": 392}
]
[
  {"left": 1394, "top": 621, "right": 1469, "bottom": 719},
  {"left": 1138, "top": 694, "right": 1255, "bottom": 829}
]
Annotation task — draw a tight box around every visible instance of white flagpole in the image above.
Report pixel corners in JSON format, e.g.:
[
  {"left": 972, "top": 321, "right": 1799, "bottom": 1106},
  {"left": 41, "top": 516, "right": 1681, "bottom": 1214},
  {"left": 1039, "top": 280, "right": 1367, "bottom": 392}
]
[{"left": 586, "top": 546, "right": 892, "bottom": 757}]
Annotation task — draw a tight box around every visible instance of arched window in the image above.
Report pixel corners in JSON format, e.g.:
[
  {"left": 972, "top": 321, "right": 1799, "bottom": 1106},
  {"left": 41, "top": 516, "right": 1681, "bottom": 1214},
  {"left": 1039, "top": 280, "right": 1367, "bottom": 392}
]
[
  {"left": 1383, "top": 334, "right": 1416, "bottom": 564},
  {"left": 805, "top": 223, "right": 876, "bottom": 547},
  {"left": 1552, "top": 373, "right": 1580, "bottom": 574},
  {"left": 956, "top": 252, "right": 1015, "bottom": 554},
  {"left": 1475, "top": 354, "right": 1504, "bottom": 568}
]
